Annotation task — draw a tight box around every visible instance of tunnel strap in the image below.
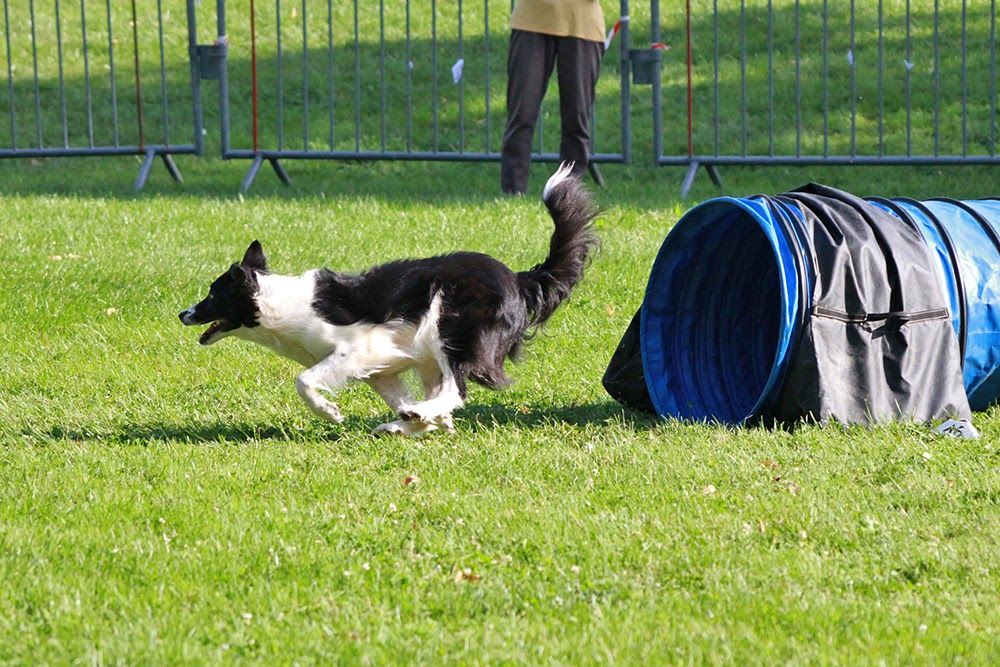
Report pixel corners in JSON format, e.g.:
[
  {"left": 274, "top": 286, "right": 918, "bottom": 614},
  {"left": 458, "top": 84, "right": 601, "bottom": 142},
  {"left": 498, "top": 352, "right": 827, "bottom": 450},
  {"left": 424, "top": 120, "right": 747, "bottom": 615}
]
[{"left": 813, "top": 306, "right": 949, "bottom": 326}]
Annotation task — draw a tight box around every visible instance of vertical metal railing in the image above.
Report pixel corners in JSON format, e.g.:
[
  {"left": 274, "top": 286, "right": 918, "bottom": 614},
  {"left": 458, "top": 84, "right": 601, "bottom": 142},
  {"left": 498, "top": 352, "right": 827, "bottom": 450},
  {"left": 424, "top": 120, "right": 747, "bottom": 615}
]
[
  {"left": 0, "top": 0, "right": 205, "bottom": 188},
  {"left": 652, "top": 0, "right": 1000, "bottom": 195},
  {"left": 217, "top": 0, "right": 632, "bottom": 190}
]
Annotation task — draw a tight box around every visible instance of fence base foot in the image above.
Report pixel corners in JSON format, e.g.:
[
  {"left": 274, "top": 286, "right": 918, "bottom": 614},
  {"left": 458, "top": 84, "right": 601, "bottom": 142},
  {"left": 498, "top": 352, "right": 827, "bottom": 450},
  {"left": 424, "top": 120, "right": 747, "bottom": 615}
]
[
  {"left": 134, "top": 150, "right": 157, "bottom": 191},
  {"left": 680, "top": 161, "right": 724, "bottom": 197},
  {"left": 134, "top": 149, "right": 184, "bottom": 190},
  {"left": 240, "top": 155, "right": 292, "bottom": 192},
  {"left": 269, "top": 158, "right": 292, "bottom": 186},
  {"left": 680, "top": 161, "right": 700, "bottom": 197},
  {"left": 706, "top": 164, "right": 723, "bottom": 189},
  {"left": 588, "top": 162, "right": 605, "bottom": 188},
  {"left": 162, "top": 153, "right": 183, "bottom": 183},
  {"left": 240, "top": 155, "right": 265, "bottom": 192}
]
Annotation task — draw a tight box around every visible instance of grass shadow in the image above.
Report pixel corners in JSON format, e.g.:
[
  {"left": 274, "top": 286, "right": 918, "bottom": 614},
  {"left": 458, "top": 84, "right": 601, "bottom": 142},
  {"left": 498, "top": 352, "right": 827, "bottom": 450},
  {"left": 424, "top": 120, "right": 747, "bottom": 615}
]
[
  {"left": 458, "top": 400, "right": 659, "bottom": 431},
  {"left": 39, "top": 420, "right": 348, "bottom": 445},
  {"left": 32, "top": 402, "right": 657, "bottom": 446}
]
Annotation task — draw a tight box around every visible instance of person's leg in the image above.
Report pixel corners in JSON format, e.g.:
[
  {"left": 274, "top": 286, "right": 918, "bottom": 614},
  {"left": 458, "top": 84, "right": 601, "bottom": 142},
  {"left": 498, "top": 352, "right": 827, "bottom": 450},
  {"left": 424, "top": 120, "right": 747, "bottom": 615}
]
[
  {"left": 556, "top": 37, "right": 603, "bottom": 178},
  {"left": 501, "top": 30, "right": 557, "bottom": 195}
]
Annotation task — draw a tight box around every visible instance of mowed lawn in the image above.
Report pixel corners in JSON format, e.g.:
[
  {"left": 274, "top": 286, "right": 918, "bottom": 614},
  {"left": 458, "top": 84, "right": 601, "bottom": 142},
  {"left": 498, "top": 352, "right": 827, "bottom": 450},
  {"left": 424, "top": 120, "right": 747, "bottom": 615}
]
[{"left": 0, "top": 158, "right": 997, "bottom": 664}]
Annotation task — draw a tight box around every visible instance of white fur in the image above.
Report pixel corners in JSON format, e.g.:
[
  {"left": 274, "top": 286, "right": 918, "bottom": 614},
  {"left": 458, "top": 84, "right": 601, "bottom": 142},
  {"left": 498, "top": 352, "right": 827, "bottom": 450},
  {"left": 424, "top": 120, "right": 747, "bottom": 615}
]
[
  {"left": 222, "top": 273, "right": 459, "bottom": 436},
  {"left": 542, "top": 161, "right": 575, "bottom": 201}
]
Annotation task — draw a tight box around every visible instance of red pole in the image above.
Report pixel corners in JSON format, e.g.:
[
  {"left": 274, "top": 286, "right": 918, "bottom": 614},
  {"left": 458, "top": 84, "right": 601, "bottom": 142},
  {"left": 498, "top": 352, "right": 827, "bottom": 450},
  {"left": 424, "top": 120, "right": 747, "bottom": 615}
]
[
  {"left": 131, "top": 0, "right": 144, "bottom": 151},
  {"left": 686, "top": 0, "right": 694, "bottom": 157},
  {"left": 250, "top": 0, "right": 259, "bottom": 153}
]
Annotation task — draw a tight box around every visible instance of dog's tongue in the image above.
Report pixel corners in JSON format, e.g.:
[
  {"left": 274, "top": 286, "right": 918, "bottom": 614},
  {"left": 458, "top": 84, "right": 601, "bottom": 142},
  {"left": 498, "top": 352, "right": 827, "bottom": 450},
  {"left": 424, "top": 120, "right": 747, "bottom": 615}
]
[{"left": 199, "top": 321, "right": 225, "bottom": 345}]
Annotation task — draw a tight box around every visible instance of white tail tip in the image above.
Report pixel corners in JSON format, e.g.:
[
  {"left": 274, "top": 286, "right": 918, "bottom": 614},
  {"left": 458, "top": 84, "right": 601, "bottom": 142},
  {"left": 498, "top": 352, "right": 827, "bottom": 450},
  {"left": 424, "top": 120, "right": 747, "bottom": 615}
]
[{"left": 542, "top": 161, "right": 575, "bottom": 201}]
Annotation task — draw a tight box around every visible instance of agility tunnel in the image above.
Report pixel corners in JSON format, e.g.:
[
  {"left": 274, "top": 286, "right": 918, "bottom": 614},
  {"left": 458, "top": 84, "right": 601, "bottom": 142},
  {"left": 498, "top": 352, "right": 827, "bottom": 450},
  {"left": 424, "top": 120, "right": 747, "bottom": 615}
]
[{"left": 603, "top": 184, "right": 1000, "bottom": 425}]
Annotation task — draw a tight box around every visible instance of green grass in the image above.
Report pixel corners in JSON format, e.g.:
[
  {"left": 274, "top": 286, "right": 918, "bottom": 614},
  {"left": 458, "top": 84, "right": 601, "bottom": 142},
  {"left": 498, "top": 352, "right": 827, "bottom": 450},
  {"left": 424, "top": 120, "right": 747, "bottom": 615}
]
[
  {"left": 0, "top": 157, "right": 998, "bottom": 664},
  {"left": 1, "top": 0, "right": 999, "bottom": 663}
]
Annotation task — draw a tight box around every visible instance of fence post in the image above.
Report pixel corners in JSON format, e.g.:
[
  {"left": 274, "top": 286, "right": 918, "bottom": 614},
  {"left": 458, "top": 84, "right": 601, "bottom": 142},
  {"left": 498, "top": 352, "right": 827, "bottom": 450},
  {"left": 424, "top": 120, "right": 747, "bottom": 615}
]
[{"left": 620, "top": 0, "right": 631, "bottom": 164}]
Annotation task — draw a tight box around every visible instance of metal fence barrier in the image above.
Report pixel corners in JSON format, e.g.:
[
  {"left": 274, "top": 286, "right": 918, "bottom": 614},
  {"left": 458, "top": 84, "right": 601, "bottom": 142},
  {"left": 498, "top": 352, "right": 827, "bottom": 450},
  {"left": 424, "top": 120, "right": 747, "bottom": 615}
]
[
  {"left": 0, "top": 2, "right": 996, "bottom": 192},
  {"left": 213, "top": 0, "right": 633, "bottom": 191},
  {"left": 0, "top": 0, "right": 205, "bottom": 188},
  {"left": 650, "top": 0, "right": 1000, "bottom": 195}
]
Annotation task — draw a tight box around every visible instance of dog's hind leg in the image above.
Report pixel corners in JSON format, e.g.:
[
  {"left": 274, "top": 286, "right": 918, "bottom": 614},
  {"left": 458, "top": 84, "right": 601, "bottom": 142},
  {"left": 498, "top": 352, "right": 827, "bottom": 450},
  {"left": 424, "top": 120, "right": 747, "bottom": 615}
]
[
  {"left": 366, "top": 372, "right": 414, "bottom": 412},
  {"left": 366, "top": 373, "right": 442, "bottom": 436},
  {"left": 398, "top": 358, "right": 463, "bottom": 431}
]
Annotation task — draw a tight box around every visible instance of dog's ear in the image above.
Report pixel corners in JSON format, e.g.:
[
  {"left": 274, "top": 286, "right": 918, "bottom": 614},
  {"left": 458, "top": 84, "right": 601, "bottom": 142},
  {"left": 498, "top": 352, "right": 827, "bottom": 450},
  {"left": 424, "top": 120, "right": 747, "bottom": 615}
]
[
  {"left": 241, "top": 240, "right": 267, "bottom": 271},
  {"left": 228, "top": 263, "right": 247, "bottom": 282}
]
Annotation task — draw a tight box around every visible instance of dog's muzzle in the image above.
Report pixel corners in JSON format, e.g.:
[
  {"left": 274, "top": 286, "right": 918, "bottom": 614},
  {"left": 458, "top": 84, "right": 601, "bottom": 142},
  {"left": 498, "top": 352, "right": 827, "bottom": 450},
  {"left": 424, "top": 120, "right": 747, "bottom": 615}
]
[{"left": 179, "top": 308, "right": 198, "bottom": 325}]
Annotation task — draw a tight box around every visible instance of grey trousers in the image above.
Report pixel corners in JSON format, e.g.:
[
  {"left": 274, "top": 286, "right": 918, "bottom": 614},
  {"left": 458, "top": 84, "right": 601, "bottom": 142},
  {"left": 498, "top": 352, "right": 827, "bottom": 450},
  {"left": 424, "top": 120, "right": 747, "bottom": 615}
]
[{"left": 500, "top": 29, "right": 603, "bottom": 195}]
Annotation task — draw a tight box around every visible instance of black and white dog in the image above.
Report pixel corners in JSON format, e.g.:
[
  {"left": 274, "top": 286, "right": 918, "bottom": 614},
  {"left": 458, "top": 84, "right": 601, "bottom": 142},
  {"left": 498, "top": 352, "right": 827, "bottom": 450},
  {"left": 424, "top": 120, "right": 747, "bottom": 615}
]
[{"left": 179, "top": 163, "right": 598, "bottom": 435}]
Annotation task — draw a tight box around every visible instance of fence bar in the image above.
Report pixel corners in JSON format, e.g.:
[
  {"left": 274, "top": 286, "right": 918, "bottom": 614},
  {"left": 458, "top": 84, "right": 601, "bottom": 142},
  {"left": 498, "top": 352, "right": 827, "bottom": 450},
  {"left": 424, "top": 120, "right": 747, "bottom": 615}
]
[
  {"left": 158, "top": 0, "right": 170, "bottom": 146},
  {"left": 822, "top": 0, "right": 828, "bottom": 156},
  {"left": 658, "top": 155, "right": 1000, "bottom": 167},
  {"left": 106, "top": 0, "right": 120, "bottom": 146},
  {"left": 353, "top": 0, "right": 360, "bottom": 151},
  {"left": 993, "top": 0, "right": 997, "bottom": 155},
  {"left": 739, "top": 0, "right": 746, "bottom": 157},
  {"left": 187, "top": 0, "right": 202, "bottom": 155},
  {"left": 276, "top": 0, "right": 284, "bottom": 150},
  {"left": 2, "top": 0, "right": 13, "bottom": 149},
  {"left": 0, "top": 145, "right": 197, "bottom": 158},
  {"left": 327, "top": 0, "right": 334, "bottom": 150},
  {"left": 250, "top": 0, "right": 259, "bottom": 152},
  {"left": 457, "top": 0, "right": 465, "bottom": 153},
  {"left": 653, "top": 0, "right": 664, "bottom": 159},
  {"left": 877, "top": 0, "right": 884, "bottom": 156},
  {"left": 405, "top": 0, "right": 413, "bottom": 153},
  {"left": 905, "top": 0, "right": 912, "bottom": 156},
  {"left": 28, "top": 0, "right": 41, "bottom": 147},
  {"left": 767, "top": 0, "right": 773, "bottom": 156},
  {"left": 81, "top": 0, "right": 94, "bottom": 147},
  {"left": 933, "top": 0, "right": 940, "bottom": 156},
  {"left": 302, "top": 0, "right": 309, "bottom": 151},
  {"left": 379, "top": 0, "right": 386, "bottom": 151},
  {"left": 850, "top": 0, "right": 856, "bottom": 156},
  {"left": 961, "top": 0, "right": 968, "bottom": 156},
  {"left": 652, "top": 0, "right": 663, "bottom": 160},
  {"left": 130, "top": 0, "right": 144, "bottom": 151},
  {"left": 217, "top": 0, "right": 230, "bottom": 155},
  {"left": 794, "top": 0, "right": 800, "bottom": 157},
  {"left": 619, "top": 0, "right": 630, "bottom": 164},
  {"left": 432, "top": 0, "right": 438, "bottom": 151},
  {"left": 55, "top": 0, "right": 68, "bottom": 147},
  {"left": 225, "top": 148, "right": 625, "bottom": 163},
  {"left": 713, "top": 0, "right": 719, "bottom": 156},
  {"left": 483, "top": 0, "right": 490, "bottom": 154}
]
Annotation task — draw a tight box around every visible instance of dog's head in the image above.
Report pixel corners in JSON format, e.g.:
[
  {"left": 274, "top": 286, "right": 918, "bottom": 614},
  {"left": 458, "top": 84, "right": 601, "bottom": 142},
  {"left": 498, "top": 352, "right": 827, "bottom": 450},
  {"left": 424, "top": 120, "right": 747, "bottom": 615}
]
[{"left": 179, "top": 241, "right": 267, "bottom": 345}]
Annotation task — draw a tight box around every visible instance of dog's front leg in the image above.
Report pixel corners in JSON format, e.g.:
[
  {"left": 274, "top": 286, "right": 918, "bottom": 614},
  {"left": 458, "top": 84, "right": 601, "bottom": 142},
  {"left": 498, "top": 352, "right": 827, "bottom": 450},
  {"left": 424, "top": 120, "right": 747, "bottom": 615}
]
[{"left": 295, "top": 352, "right": 359, "bottom": 424}]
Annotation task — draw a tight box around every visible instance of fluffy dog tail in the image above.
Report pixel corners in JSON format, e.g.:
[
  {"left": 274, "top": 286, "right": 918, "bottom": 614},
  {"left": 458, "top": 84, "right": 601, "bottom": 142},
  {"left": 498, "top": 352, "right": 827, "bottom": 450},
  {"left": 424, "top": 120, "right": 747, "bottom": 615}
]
[{"left": 516, "top": 162, "right": 600, "bottom": 329}]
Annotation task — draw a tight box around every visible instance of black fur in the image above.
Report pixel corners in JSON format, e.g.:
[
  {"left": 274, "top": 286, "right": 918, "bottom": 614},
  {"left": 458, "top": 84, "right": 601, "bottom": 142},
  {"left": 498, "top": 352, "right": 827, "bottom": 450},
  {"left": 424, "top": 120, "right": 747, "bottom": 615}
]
[{"left": 312, "top": 175, "right": 598, "bottom": 393}]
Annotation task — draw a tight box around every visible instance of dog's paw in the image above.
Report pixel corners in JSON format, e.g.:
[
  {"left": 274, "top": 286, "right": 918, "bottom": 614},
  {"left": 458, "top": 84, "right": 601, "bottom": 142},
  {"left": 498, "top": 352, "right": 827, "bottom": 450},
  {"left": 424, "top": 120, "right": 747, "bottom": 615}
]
[
  {"left": 373, "top": 419, "right": 439, "bottom": 437},
  {"left": 321, "top": 407, "right": 345, "bottom": 424},
  {"left": 397, "top": 404, "right": 445, "bottom": 423},
  {"left": 438, "top": 414, "right": 455, "bottom": 433},
  {"left": 373, "top": 420, "right": 407, "bottom": 436},
  {"left": 397, "top": 408, "right": 455, "bottom": 434},
  {"left": 311, "top": 401, "right": 344, "bottom": 424},
  {"left": 397, "top": 406, "right": 421, "bottom": 422}
]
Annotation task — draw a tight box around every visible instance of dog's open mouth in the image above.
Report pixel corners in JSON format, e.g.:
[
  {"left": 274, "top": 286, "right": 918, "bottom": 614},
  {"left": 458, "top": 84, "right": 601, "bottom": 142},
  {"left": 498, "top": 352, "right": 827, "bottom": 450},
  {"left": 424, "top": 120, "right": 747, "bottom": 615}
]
[{"left": 199, "top": 320, "right": 228, "bottom": 345}]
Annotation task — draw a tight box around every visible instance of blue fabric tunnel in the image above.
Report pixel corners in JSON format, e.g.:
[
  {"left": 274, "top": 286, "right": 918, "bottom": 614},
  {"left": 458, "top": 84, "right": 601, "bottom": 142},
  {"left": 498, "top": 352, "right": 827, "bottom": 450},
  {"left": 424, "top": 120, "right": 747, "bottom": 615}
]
[{"left": 626, "top": 186, "right": 1000, "bottom": 425}]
